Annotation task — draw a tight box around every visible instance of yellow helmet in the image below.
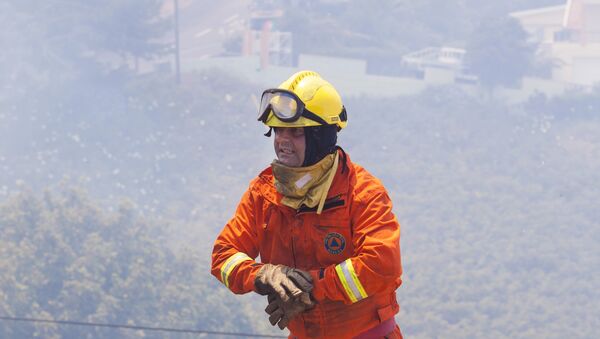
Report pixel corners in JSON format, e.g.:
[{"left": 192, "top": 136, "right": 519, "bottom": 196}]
[{"left": 257, "top": 71, "right": 347, "bottom": 130}]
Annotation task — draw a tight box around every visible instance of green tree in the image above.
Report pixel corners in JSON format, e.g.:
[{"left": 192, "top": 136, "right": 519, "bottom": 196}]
[
  {"left": 1, "top": 0, "right": 169, "bottom": 92},
  {"left": 465, "top": 16, "right": 535, "bottom": 89},
  {"left": 0, "top": 188, "right": 268, "bottom": 338}
]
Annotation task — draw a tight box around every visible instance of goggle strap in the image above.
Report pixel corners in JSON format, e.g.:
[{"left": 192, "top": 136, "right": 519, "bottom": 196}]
[
  {"left": 339, "top": 107, "right": 347, "bottom": 122},
  {"left": 302, "top": 110, "right": 329, "bottom": 126}
]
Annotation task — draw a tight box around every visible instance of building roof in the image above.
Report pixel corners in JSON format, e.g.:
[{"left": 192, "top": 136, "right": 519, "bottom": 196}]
[
  {"left": 563, "top": 0, "right": 583, "bottom": 28},
  {"left": 509, "top": 5, "right": 565, "bottom": 19}
]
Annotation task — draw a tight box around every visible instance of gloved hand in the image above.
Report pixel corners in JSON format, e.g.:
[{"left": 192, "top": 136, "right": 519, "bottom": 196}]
[
  {"left": 256, "top": 265, "right": 315, "bottom": 330},
  {"left": 254, "top": 264, "right": 314, "bottom": 303},
  {"left": 265, "top": 291, "right": 315, "bottom": 329}
]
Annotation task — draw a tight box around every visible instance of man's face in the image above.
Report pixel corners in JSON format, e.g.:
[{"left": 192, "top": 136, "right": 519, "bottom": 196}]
[{"left": 274, "top": 127, "right": 306, "bottom": 167}]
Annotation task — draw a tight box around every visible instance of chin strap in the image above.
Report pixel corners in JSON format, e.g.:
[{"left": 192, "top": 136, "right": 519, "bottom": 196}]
[{"left": 264, "top": 127, "right": 273, "bottom": 137}]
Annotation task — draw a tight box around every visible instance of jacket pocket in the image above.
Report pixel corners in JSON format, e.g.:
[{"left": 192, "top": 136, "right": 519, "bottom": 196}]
[{"left": 313, "top": 218, "right": 353, "bottom": 266}]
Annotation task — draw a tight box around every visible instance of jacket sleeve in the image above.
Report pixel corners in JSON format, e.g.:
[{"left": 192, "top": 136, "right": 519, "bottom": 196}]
[
  {"left": 310, "top": 188, "right": 402, "bottom": 304},
  {"left": 211, "top": 188, "right": 264, "bottom": 294}
]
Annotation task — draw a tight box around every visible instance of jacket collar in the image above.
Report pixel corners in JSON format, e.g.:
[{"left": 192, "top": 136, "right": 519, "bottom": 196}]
[{"left": 255, "top": 150, "right": 353, "bottom": 211}]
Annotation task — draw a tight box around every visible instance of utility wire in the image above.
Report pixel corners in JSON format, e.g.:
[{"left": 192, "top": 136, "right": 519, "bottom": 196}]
[{"left": 0, "top": 315, "right": 287, "bottom": 338}]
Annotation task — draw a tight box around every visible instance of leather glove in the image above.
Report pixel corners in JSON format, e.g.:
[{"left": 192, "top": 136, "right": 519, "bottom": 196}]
[
  {"left": 254, "top": 264, "right": 313, "bottom": 302},
  {"left": 265, "top": 292, "right": 315, "bottom": 329},
  {"left": 261, "top": 266, "right": 314, "bottom": 329}
]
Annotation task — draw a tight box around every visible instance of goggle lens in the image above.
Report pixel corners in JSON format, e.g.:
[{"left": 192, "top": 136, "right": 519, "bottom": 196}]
[
  {"left": 270, "top": 94, "right": 298, "bottom": 119},
  {"left": 259, "top": 91, "right": 300, "bottom": 121}
]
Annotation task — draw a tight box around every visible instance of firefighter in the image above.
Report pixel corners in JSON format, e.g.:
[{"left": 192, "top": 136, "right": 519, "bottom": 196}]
[{"left": 211, "top": 71, "right": 403, "bottom": 338}]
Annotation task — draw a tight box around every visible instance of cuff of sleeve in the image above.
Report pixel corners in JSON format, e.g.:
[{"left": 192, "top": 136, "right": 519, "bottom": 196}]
[
  {"left": 247, "top": 262, "right": 265, "bottom": 293},
  {"left": 309, "top": 269, "right": 326, "bottom": 301}
]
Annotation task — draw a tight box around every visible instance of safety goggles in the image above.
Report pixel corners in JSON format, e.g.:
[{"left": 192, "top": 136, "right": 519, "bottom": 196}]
[{"left": 257, "top": 89, "right": 331, "bottom": 125}]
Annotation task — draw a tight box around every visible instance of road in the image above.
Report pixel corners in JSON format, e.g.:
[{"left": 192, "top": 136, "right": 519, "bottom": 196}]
[{"left": 163, "top": 0, "right": 252, "bottom": 60}]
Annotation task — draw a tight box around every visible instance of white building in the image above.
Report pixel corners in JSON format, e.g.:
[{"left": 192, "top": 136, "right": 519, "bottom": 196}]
[
  {"left": 511, "top": 0, "right": 600, "bottom": 86},
  {"left": 401, "top": 47, "right": 475, "bottom": 84}
]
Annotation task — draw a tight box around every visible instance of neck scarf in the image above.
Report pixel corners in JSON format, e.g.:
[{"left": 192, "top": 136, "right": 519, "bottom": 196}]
[{"left": 271, "top": 152, "right": 339, "bottom": 214}]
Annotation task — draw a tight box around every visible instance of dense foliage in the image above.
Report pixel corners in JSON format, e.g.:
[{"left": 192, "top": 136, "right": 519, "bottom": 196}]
[
  {"left": 1, "top": 0, "right": 168, "bottom": 79},
  {"left": 0, "top": 188, "right": 269, "bottom": 338},
  {"left": 343, "top": 87, "right": 600, "bottom": 338},
  {"left": 465, "top": 17, "right": 535, "bottom": 89}
]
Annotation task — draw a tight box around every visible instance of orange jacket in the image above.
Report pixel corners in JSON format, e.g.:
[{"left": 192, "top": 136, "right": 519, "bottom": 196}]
[{"left": 211, "top": 152, "right": 402, "bottom": 338}]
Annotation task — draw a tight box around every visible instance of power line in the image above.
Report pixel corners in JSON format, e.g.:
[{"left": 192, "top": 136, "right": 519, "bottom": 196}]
[{"left": 0, "top": 315, "right": 287, "bottom": 338}]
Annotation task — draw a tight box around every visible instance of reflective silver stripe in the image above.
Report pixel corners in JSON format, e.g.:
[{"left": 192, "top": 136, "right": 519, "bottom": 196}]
[
  {"left": 335, "top": 259, "right": 368, "bottom": 303},
  {"left": 220, "top": 252, "right": 252, "bottom": 288}
]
